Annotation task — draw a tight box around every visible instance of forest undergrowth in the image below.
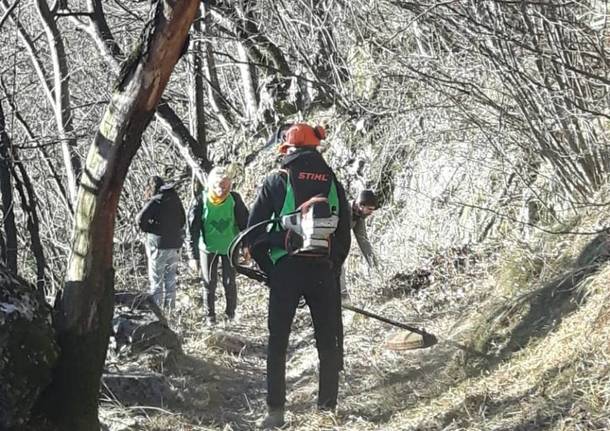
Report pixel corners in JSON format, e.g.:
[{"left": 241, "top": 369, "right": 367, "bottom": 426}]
[{"left": 98, "top": 196, "right": 610, "bottom": 431}]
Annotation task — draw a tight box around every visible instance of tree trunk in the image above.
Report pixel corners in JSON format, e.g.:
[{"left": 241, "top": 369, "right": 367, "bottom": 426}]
[
  {"left": 0, "top": 100, "right": 17, "bottom": 273},
  {"left": 11, "top": 154, "right": 48, "bottom": 292},
  {"left": 187, "top": 6, "right": 208, "bottom": 188},
  {"left": 202, "top": 2, "right": 235, "bottom": 131},
  {"left": 237, "top": 42, "right": 260, "bottom": 122},
  {"left": 35, "top": 0, "right": 82, "bottom": 204},
  {"left": 1, "top": 85, "right": 50, "bottom": 291},
  {"left": 5, "top": 100, "right": 74, "bottom": 216},
  {"left": 74, "top": 0, "right": 211, "bottom": 180},
  {"left": 1, "top": 0, "right": 82, "bottom": 206},
  {"left": 0, "top": 0, "right": 18, "bottom": 30},
  {"left": 189, "top": 5, "right": 206, "bottom": 151},
  {"left": 34, "top": 1, "right": 200, "bottom": 429}
]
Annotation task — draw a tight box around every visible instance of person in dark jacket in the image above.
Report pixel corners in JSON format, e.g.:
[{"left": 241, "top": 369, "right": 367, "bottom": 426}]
[
  {"left": 248, "top": 123, "right": 351, "bottom": 428},
  {"left": 351, "top": 189, "right": 379, "bottom": 266},
  {"left": 136, "top": 176, "right": 186, "bottom": 310},
  {"left": 186, "top": 166, "right": 249, "bottom": 325},
  {"left": 340, "top": 189, "right": 379, "bottom": 297}
]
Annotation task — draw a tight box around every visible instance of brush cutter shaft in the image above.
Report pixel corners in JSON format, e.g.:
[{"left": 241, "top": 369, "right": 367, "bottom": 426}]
[
  {"left": 342, "top": 303, "right": 428, "bottom": 336},
  {"left": 229, "top": 226, "right": 433, "bottom": 339}
]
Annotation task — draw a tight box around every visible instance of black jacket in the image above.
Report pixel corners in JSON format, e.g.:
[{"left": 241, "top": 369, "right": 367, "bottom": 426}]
[
  {"left": 247, "top": 149, "right": 351, "bottom": 276},
  {"left": 186, "top": 190, "right": 249, "bottom": 259},
  {"left": 136, "top": 184, "right": 186, "bottom": 249}
]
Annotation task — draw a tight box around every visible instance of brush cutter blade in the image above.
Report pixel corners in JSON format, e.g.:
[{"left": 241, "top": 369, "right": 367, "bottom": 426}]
[
  {"left": 384, "top": 331, "right": 438, "bottom": 351},
  {"left": 422, "top": 332, "right": 439, "bottom": 348}
]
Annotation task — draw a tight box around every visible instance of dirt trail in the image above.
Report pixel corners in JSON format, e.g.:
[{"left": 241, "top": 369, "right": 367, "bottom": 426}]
[{"left": 101, "top": 275, "right": 463, "bottom": 431}]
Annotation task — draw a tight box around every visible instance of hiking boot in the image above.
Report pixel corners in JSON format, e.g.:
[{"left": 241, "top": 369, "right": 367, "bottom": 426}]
[
  {"left": 318, "top": 404, "right": 336, "bottom": 414},
  {"left": 257, "top": 408, "right": 285, "bottom": 429},
  {"left": 205, "top": 316, "right": 217, "bottom": 327}
]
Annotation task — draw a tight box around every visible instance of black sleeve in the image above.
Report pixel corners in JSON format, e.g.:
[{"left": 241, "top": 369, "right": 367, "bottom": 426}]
[
  {"left": 353, "top": 216, "right": 376, "bottom": 266},
  {"left": 185, "top": 195, "right": 203, "bottom": 260},
  {"left": 166, "top": 188, "right": 186, "bottom": 230},
  {"left": 177, "top": 195, "right": 186, "bottom": 229},
  {"left": 247, "top": 174, "right": 285, "bottom": 276},
  {"left": 330, "top": 178, "right": 352, "bottom": 270},
  {"left": 231, "top": 191, "right": 250, "bottom": 231},
  {"left": 136, "top": 199, "right": 158, "bottom": 233}
]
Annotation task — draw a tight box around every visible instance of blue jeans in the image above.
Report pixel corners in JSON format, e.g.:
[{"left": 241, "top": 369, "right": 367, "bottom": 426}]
[{"left": 146, "top": 237, "right": 180, "bottom": 309}]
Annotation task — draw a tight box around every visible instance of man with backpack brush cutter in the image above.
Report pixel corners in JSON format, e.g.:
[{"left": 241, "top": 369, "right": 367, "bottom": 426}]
[{"left": 246, "top": 122, "right": 352, "bottom": 428}]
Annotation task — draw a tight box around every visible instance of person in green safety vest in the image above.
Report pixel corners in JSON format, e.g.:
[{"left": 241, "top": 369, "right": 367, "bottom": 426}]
[
  {"left": 247, "top": 123, "right": 351, "bottom": 428},
  {"left": 186, "top": 167, "right": 249, "bottom": 326}
]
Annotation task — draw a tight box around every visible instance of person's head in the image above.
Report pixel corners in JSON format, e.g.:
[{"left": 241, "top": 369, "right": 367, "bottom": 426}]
[
  {"left": 144, "top": 175, "right": 164, "bottom": 199},
  {"left": 356, "top": 189, "right": 378, "bottom": 216},
  {"left": 207, "top": 166, "right": 232, "bottom": 198},
  {"left": 278, "top": 123, "right": 326, "bottom": 155},
  {"left": 266, "top": 123, "right": 293, "bottom": 147}
]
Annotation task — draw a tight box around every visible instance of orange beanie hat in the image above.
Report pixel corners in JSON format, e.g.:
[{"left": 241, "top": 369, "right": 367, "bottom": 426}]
[{"left": 278, "top": 123, "right": 326, "bottom": 154}]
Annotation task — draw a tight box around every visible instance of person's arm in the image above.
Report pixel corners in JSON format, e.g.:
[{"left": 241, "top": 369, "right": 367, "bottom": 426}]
[
  {"left": 136, "top": 199, "right": 158, "bottom": 233},
  {"left": 353, "top": 217, "right": 377, "bottom": 268},
  {"left": 232, "top": 191, "right": 250, "bottom": 231},
  {"left": 177, "top": 195, "right": 186, "bottom": 228},
  {"left": 185, "top": 195, "right": 203, "bottom": 260},
  {"left": 330, "top": 179, "right": 352, "bottom": 270},
  {"left": 247, "top": 175, "right": 283, "bottom": 276}
]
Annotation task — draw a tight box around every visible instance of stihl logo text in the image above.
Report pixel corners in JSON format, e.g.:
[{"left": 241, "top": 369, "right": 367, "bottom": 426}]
[{"left": 298, "top": 172, "right": 329, "bottom": 181}]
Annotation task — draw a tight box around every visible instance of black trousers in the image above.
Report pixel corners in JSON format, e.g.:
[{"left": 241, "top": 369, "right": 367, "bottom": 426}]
[
  {"left": 335, "top": 272, "right": 344, "bottom": 371},
  {"left": 199, "top": 251, "right": 237, "bottom": 318},
  {"left": 266, "top": 257, "right": 340, "bottom": 409}
]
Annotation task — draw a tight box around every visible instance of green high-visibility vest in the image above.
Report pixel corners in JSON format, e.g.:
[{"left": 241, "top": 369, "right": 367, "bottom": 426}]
[
  {"left": 269, "top": 175, "right": 339, "bottom": 264},
  {"left": 201, "top": 192, "right": 239, "bottom": 255}
]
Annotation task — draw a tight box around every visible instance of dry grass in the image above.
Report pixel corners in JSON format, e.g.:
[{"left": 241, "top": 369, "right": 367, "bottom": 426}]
[
  {"left": 100, "top": 194, "right": 610, "bottom": 430},
  {"left": 386, "top": 267, "right": 610, "bottom": 430}
]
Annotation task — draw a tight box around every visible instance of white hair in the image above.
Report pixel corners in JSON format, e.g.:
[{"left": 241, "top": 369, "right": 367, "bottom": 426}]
[{"left": 208, "top": 166, "right": 230, "bottom": 185}]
